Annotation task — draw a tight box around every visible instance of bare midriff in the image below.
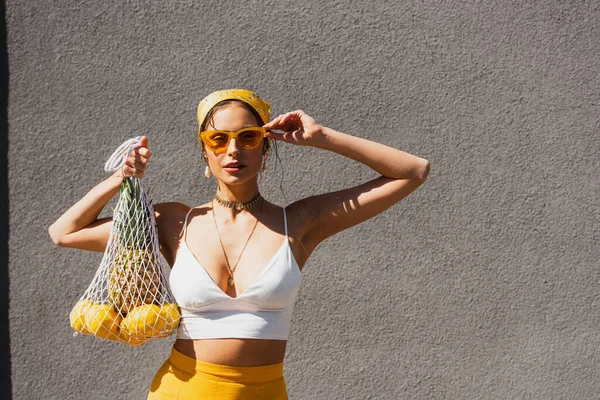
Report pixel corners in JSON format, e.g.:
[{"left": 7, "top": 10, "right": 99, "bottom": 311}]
[{"left": 174, "top": 338, "right": 288, "bottom": 367}]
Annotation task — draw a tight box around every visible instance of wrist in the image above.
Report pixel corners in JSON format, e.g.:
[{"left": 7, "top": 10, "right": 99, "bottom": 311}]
[
  {"left": 110, "top": 169, "right": 126, "bottom": 182},
  {"left": 311, "top": 126, "right": 336, "bottom": 149}
]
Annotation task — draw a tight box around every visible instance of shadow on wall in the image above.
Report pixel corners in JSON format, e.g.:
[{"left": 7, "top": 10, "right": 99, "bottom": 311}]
[{"left": 0, "top": 0, "right": 12, "bottom": 399}]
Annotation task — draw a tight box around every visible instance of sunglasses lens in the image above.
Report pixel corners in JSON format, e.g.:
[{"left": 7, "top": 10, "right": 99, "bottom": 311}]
[
  {"left": 205, "top": 132, "right": 229, "bottom": 151},
  {"left": 238, "top": 129, "right": 263, "bottom": 148}
]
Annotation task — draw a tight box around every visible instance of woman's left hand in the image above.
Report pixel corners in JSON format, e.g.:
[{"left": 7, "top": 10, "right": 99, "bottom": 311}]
[{"left": 263, "top": 110, "right": 325, "bottom": 147}]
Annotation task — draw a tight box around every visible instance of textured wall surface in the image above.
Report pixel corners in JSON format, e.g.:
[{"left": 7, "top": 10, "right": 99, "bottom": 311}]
[{"left": 5, "top": 1, "right": 600, "bottom": 399}]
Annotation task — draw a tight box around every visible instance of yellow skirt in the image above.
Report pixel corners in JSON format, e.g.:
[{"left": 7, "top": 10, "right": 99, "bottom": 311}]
[{"left": 148, "top": 347, "right": 288, "bottom": 400}]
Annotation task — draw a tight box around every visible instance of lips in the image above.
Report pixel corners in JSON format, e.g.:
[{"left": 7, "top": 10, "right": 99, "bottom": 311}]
[
  {"left": 223, "top": 162, "right": 246, "bottom": 173},
  {"left": 224, "top": 162, "right": 245, "bottom": 168}
]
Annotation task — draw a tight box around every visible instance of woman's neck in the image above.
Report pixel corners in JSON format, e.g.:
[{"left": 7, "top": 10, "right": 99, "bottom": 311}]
[
  {"left": 215, "top": 181, "right": 261, "bottom": 207},
  {"left": 213, "top": 183, "right": 263, "bottom": 219}
]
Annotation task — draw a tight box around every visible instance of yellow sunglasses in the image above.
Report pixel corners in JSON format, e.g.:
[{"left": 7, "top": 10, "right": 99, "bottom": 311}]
[{"left": 199, "top": 127, "right": 268, "bottom": 154}]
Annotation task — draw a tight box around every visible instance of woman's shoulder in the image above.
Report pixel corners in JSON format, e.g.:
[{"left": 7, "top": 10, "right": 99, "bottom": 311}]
[
  {"left": 152, "top": 202, "right": 189, "bottom": 239},
  {"left": 152, "top": 202, "right": 208, "bottom": 265},
  {"left": 283, "top": 199, "right": 315, "bottom": 229},
  {"left": 153, "top": 202, "right": 189, "bottom": 220}
]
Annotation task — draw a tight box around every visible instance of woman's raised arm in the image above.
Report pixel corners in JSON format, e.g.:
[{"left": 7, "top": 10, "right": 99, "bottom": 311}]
[
  {"left": 263, "top": 111, "right": 430, "bottom": 250},
  {"left": 48, "top": 137, "right": 151, "bottom": 251}
]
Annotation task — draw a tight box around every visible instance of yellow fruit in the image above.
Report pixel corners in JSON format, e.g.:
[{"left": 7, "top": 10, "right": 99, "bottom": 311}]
[
  {"left": 158, "top": 303, "right": 181, "bottom": 333},
  {"left": 85, "top": 304, "right": 121, "bottom": 339},
  {"left": 70, "top": 300, "right": 95, "bottom": 334},
  {"left": 118, "top": 329, "right": 148, "bottom": 347},
  {"left": 147, "top": 303, "right": 181, "bottom": 334},
  {"left": 121, "top": 304, "right": 161, "bottom": 337}
]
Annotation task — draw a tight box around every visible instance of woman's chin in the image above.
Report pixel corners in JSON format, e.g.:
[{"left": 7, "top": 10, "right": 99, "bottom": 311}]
[{"left": 215, "top": 169, "right": 258, "bottom": 185}]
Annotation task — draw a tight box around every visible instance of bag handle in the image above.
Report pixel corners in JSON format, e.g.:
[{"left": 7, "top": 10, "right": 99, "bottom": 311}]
[{"left": 104, "top": 136, "right": 142, "bottom": 173}]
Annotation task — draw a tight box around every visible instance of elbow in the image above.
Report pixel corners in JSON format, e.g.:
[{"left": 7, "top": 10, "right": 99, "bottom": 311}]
[
  {"left": 48, "top": 225, "right": 64, "bottom": 246},
  {"left": 416, "top": 159, "right": 430, "bottom": 183}
]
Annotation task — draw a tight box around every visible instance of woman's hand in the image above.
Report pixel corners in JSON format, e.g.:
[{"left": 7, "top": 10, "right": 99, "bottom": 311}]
[
  {"left": 118, "top": 136, "right": 152, "bottom": 179},
  {"left": 263, "top": 110, "right": 325, "bottom": 147}
]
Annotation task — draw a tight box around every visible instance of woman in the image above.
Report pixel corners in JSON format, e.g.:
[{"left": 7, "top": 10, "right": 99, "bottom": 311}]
[{"left": 48, "top": 89, "right": 430, "bottom": 399}]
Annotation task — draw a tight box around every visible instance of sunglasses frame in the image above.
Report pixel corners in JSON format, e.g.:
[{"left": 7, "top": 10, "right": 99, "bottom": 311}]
[{"left": 199, "top": 126, "right": 268, "bottom": 154}]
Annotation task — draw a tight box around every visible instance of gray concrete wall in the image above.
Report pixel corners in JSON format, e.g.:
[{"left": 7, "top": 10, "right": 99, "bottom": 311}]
[{"left": 6, "top": 1, "right": 599, "bottom": 399}]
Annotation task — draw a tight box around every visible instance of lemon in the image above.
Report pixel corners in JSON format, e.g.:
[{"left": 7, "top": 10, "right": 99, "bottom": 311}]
[
  {"left": 85, "top": 303, "right": 121, "bottom": 339},
  {"left": 70, "top": 300, "right": 95, "bottom": 334},
  {"left": 158, "top": 303, "right": 181, "bottom": 333},
  {"left": 118, "top": 329, "right": 148, "bottom": 347},
  {"left": 121, "top": 304, "right": 161, "bottom": 337},
  {"left": 146, "top": 303, "right": 181, "bottom": 334}
]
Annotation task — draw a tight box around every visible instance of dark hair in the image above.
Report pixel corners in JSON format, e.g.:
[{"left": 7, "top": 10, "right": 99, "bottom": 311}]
[
  {"left": 200, "top": 99, "right": 270, "bottom": 153},
  {"left": 201, "top": 99, "right": 264, "bottom": 131}
]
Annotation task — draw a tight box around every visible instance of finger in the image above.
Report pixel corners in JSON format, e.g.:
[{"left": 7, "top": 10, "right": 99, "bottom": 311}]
[
  {"left": 282, "top": 110, "right": 301, "bottom": 122},
  {"left": 123, "top": 144, "right": 142, "bottom": 161},
  {"left": 276, "top": 111, "right": 296, "bottom": 124},
  {"left": 265, "top": 130, "right": 288, "bottom": 141},
  {"left": 262, "top": 120, "right": 276, "bottom": 129},
  {"left": 263, "top": 115, "right": 286, "bottom": 129},
  {"left": 122, "top": 165, "right": 136, "bottom": 178},
  {"left": 134, "top": 155, "right": 149, "bottom": 165},
  {"left": 265, "top": 111, "right": 302, "bottom": 132},
  {"left": 139, "top": 136, "right": 149, "bottom": 148},
  {"left": 131, "top": 159, "right": 146, "bottom": 170},
  {"left": 123, "top": 159, "right": 145, "bottom": 176},
  {"left": 280, "top": 112, "right": 295, "bottom": 124},
  {"left": 282, "top": 111, "right": 303, "bottom": 127},
  {"left": 284, "top": 129, "right": 300, "bottom": 142},
  {"left": 138, "top": 147, "right": 152, "bottom": 159},
  {"left": 281, "top": 121, "right": 299, "bottom": 132},
  {"left": 126, "top": 150, "right": 148, "bottom": 166},
  {"left": 133, "top": 165, "right": 147, "bottom": 176},
  {"left": 133, "top": 152, "right": 149, "bottom": 164}
]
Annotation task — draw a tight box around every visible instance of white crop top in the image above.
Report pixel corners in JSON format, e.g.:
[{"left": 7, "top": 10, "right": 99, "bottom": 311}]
[{"left": 169, "top": 207, "right": 302, "bottom": 340}]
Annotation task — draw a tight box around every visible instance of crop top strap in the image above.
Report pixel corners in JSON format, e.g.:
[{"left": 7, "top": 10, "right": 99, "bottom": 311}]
[
  {"left": 283, "top": 207, "right": 292, "bottom": 266},
  {"left": 182, "top": 207, "right": 194, "bottom": 241},
  {"left": 283, "top": 207, "right": 288, "bottom": 239}
]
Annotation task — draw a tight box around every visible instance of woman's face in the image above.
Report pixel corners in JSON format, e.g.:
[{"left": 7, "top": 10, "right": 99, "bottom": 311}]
[{"left": 203, "top": 103, "right": 264, "bottom": 186}]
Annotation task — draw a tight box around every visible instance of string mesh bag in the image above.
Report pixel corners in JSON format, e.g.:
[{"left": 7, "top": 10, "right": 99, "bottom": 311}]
[{"left": 70, "top": 136, "right": 180, "bottom": 346}]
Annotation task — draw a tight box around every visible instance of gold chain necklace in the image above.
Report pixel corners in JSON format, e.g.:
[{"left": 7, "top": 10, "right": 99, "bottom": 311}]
[
  {"left": 214, "top": 192, "right": 264, "bottom": 211},
  {"left": 211, "top": 198, "right": 264, "bottom": 287}
]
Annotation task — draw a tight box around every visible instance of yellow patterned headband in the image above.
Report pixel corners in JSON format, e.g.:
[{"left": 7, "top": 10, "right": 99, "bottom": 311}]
[{"left": 197, "top": 89, "right": 271, "bottom": 135}]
